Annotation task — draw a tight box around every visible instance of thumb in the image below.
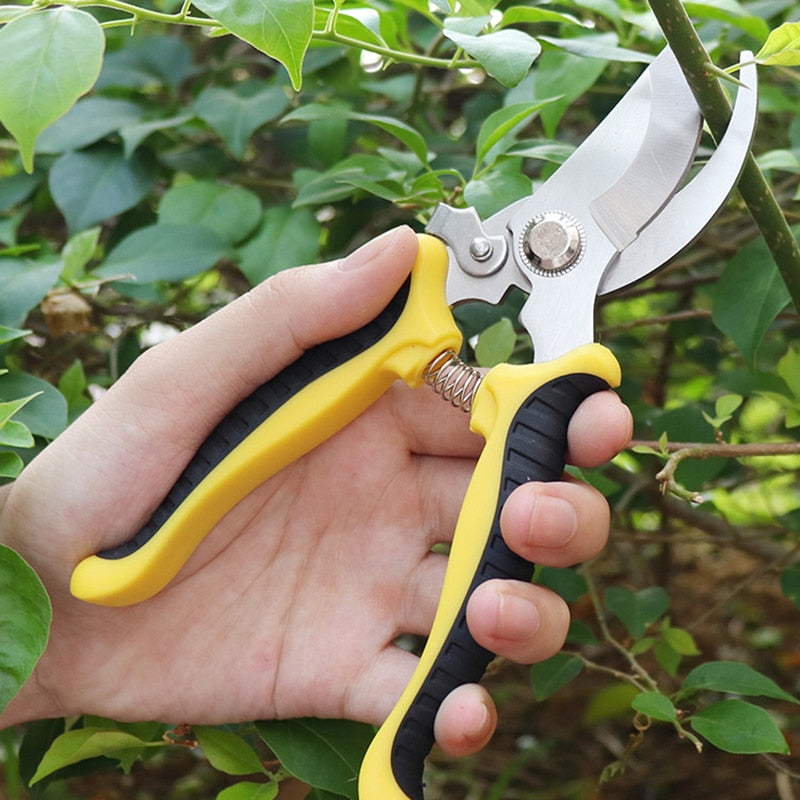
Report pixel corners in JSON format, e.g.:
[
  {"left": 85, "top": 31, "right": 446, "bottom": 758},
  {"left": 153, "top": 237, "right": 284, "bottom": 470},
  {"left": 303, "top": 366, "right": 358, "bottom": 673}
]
[
  {"left": 16, "top": 227, "right": 420, "bottom": 559},
  {"left": 118, "top": 225, "right": 420, "bottom": 436}
]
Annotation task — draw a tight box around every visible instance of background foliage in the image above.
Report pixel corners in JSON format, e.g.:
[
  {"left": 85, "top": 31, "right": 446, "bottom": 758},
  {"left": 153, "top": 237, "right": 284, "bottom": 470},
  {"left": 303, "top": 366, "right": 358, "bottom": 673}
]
[{"left": 1, "top": 0, "right": 800, "bottom": 798}]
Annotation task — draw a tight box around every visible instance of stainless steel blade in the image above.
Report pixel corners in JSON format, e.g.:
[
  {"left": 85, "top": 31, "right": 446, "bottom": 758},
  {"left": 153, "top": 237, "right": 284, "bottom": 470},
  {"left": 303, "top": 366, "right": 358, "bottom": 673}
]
[
  {"left": 588, "top": 54, "right": 702, "bottom": 250},
  {"left": 598, "top": 54, "right": 758, "bottom": 295},
  {"left": 437, "top": 46, "right": 704, "bottom": 313}
]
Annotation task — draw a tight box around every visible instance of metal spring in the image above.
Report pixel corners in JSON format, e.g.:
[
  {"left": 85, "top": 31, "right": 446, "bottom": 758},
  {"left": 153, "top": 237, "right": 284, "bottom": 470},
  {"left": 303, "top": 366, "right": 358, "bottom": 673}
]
[{"left": 422, "top": 350, "right": 483, "bottom": 412}]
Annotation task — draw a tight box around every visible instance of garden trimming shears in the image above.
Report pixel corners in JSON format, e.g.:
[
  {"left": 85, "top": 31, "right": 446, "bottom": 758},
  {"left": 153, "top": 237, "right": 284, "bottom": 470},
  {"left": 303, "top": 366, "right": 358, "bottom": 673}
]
[{"left": 70, "top": 46, "right": 758, "bottom": 800}]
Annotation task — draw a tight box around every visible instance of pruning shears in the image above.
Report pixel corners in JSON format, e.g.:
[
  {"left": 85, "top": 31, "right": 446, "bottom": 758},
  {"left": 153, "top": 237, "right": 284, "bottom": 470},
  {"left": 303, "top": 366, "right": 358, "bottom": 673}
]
[{"left": 70, "top": 46, "right": 758, "bottom": 800}]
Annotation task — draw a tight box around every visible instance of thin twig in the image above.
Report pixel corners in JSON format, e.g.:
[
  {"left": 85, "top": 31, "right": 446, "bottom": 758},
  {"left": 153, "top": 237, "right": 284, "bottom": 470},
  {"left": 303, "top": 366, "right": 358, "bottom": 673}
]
[{"left": 632, "top": 440, "right": 800, "bottom": 501}]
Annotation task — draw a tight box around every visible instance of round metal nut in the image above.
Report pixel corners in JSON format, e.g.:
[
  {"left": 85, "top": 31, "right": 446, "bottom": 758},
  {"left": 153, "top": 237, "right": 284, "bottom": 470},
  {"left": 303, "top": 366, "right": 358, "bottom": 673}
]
[
  {"left": 469, "top": 236, "right": 493, "bottom": 262},
  {"left": 518, "top": 211, "right": 584, "bottom": 276}
]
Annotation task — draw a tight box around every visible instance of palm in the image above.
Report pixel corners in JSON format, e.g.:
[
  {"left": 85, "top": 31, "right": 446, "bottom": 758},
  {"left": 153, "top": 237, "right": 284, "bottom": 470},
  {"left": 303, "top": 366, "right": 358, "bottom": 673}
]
[{"left": 6, "top": 383, "right": 476, "bottom": 725}]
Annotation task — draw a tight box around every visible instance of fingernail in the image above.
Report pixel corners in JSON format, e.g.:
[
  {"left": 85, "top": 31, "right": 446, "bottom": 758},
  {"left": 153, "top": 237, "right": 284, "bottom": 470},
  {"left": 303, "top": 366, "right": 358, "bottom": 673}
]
[
  {"left": 496, "top": 590, "right": 541, "bottom": 640},
  {"left": 339, "top": 227, "right": 407, "bottom": 271},
  {"left": 528, "top": 492, "right": 578, "bottom": 548},
  {"left": 463, "top": 697, "right": 493, "bottom": 743}
]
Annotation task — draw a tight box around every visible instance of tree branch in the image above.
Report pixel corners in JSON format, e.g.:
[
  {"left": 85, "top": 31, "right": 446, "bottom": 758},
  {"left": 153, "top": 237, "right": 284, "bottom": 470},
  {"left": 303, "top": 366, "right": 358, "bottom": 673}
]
[
  {"left": 648, "top": 0, "right": 800, "bottom": 312},
  {"left": 631, "top": 439, "right": 800, "bottom": 502}
]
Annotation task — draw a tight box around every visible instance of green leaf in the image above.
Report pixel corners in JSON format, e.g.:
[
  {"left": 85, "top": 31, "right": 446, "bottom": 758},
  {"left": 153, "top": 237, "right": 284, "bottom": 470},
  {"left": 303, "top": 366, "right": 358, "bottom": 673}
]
[
  {"left": 531, "top": 47, "right": 608, "bottom": 137},
  {"left": 0, "top": 372, "right": 67, "bottom": 440},
  {"left": 755, "top": 21, "right": 800, "bottom": 66},
  {"left": 507, "top": 139, "right": 575, "bottom": 165},
  {"left": 584, "top": 682, "right": 640, "bottom": 724},
  {"left": 711, "top": 236, "right": 791, "bottom": 368},
  {"left": 653, "top": 640, "right": 682, "bottom": 678},
  {"left": 535, "top": 566, "right": 587, "bottom": 603},
  {"left": 194, "top": 726, "right": 266, "bottom": 776},
  {"left": 0, "top": 259, "right": 63, "bottom": 328},
  {"left": 0, "top": 419, "right": 34, "bottom": 449},
  {"left": 292, "top": 156, "right": 395, "bottom": 207},
  {"left": 716, "top": 393, "right": 743, "bottom": 420},
  {"left": 49, "top": 147, "right": 156, "bottom": 234},
  {"left": 631, "top": 691, "right": 678, "bottom": 722},
  {"left": 0, "top": 452, "right": 24, "bottom": 479},
  {"left": 683, "top": 2, "right": 768, "bottom": 42},
  {"left": 59, "top": 360, "right": 91, "bottom": 419},
  {"left": 463, "top": 163, "right": 532, "bottom": 219},
  {"left": 690, "top": 699, "right": 789, "bottom": 754},
  {"left": 284, "top": 105, "right": 429, "bottom": 166},
  {"left": 530, "top": 653, "right": 584, "bottom": 701},
  {"left": 0, "top": 6, "right": 31, "bottom": 24},
  {"left": 217, "top": 782, "right": 279, "bottom": 800},
  {"left": 539, "top": 33, "right": 651, "bottom": 63},
  {"left": 474, "top": 318, "right": 516, "bottom": 367},
  {"left": 757, "top": 148, "right": 800, "bottom": 173},
  {"left": 62, "top": 228, "right": 101, "bottom": 284},
  {"left": 97, "top": 34, "right": 194, "bottom": 92},
  {"left": 95, "top": 224, "right": 230, "bottom": 285},
  {"left": 36, "top": 97, "right": 145, "bottom": 155},
  {"left": 682, "top": 661, "right": 798, "bottom": 704},
  {"left": 120, "top": 113, "right": 195, "bottom": 159},
  {"left": 661, "top": 626, "right": 701, "bottom": 657},
  {"left": 474, "top": 101, "right": 555, "bottom": 169},
  {"left": 30, "top": 727, "right": 161, "bottom": 784},
  {"left": 780, "top": 564, "right": 800, "bottom": 610},
  {"left": 318, "top": 6, "right": 386, "bottom": 48},
  {"left": 777, "top": 345, "right": 800, "bottom": 399},
  {"left": 195, "top": 82, "right": 290, "bottom": 159},
  {"left": 566, "top": 620, "right": 599, "bottom": 646},
  {"left": 0, "top": 544, "right": 51, "bottom": 716},
  {"left": 443, "top": 28, "right": 541, "bottom": 87},
  {"left": 0, "top": 7, "right": 105, "bottom": 172},
  {"left": 0, "top": 171, "right": 41, "bottom": 213},
  {"left": 160, "top": 181, "right": 263, "bottom": 245},
  {"left": 501, "top": 6, "right": 584, "bottom": 27},
  {"left": 604, "top": 586, "right": 669, "bottom": 640},
  {"left": 192, "top": 0, "right": 313, "bottom": 91},
  {"left": 256, "top": 719, "right": 373, "bottom": 800},
  {"left": 0, "top": 325, "right": 30, "bottom": 346},
  {"left": 237, "top": 205, "right": 320, "bottom": 285},
  {"left": 702, "top": 393, "right": 743, "bottom": 429}
]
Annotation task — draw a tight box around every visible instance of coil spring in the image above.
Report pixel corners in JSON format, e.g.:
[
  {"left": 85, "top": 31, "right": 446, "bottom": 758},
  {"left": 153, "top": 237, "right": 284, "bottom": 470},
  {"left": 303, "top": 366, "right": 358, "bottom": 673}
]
[{"left": 422, "top": 350, "right": 483, "bottom": 412}]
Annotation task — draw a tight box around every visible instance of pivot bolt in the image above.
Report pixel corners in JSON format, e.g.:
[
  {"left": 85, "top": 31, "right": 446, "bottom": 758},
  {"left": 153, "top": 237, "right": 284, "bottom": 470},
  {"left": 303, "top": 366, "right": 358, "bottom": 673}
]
[
  {"left": 520, "top": 211, "right": 584, "bottom": 276},
  {"left": 469, "top": 236, "right": 493, "bottom": 262}
]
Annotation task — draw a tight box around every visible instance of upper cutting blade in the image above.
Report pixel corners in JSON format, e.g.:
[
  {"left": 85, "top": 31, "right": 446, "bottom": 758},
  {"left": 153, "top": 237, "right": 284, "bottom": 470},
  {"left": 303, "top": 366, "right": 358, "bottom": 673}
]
[
  {"left": 431, "top": 45, "right": 707, "bottom": 361},
  {"left": 434, "top": 46, "right": 704, "bottom": 313},
  {"left": 598, "top": 54, "right": 758, "bottom": 295}
]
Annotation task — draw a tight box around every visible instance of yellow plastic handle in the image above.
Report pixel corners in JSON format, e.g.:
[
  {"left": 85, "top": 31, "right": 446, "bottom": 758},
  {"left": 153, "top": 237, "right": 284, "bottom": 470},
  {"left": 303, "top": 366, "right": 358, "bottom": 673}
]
[
  {"left": 359, "top": 344, "right": 621, "bottom": 800},
  {"left": 71, "top": 234, "right": 461, "bottom": 606}
]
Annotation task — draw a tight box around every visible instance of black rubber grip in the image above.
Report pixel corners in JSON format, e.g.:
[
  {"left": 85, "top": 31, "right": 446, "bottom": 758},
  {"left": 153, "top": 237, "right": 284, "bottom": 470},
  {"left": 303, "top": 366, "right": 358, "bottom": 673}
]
[
  {"left": 99, "top": 279, "right": 411, "bottom": 560},
  {"left": 390, "top": 372, "right": 610, "bottom": 800}
]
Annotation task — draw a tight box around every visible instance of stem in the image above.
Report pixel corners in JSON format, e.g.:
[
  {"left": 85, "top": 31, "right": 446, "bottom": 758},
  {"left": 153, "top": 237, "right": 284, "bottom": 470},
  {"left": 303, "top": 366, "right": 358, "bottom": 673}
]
[
  {"left": 53, "top": 1, "right": 480, "bottom": 70},
  {"left": 647, "top": 0, "right": 800, "bottom": 312},
  {"left": 313, "top": 28, "right": 478, "bottom": 71},
  {"left": 579, "top": 564, "right": 705, "bottom": 751},
  {"left": 70, "top": 0, "right": 216, "bottom": 27},
  {"left": 636, "top": 439, "right": 800, "bottom": 500},
  {"left": 580, "top": 561, "right": 660, "bottom": 691}
]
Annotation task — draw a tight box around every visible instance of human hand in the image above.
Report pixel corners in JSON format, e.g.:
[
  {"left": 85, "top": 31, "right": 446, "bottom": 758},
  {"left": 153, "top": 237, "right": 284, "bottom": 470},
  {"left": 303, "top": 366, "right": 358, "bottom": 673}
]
[{"left": 0, "top": 226, "right": 631, "bottom": 757}]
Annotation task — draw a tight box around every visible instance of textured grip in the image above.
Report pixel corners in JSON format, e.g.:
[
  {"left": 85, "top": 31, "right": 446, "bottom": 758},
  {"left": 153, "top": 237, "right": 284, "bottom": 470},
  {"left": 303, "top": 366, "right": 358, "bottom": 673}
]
[
  {"left": 99, "top": 281, "right": 411, "bottom": 560},
  {"left": 71, "top": 233, "right": 462, "bottom": 606},
  {"left": 389, "top": 372, "right": 609, "bottom": 799}
]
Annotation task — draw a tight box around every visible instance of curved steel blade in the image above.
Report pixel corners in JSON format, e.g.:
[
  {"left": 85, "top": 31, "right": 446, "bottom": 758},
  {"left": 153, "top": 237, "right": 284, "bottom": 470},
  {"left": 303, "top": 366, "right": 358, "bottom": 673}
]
[
  {"left": 598, "top": 55, "right": 758, "bottom": 295},
  {"left": 589, "top": 50, "right": 702, "bottom": 250},
  {"left": 437, "top": 46, "right": 704, "bottom": 313}
]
